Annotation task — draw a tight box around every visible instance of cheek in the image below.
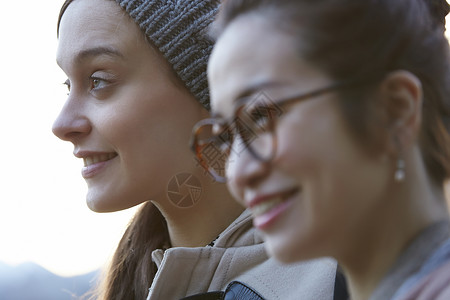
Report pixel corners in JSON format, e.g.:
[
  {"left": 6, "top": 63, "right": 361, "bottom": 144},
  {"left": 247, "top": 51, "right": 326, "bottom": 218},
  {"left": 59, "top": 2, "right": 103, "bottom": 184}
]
[
  {"left": 275, "top": 104, "right": 329, "bottom": 163},
  {"left": 227, "top": 180, "right": 244, "bottom": 207},
  {"left": 276, "top": 121, "right": 324, "bottom": 176},
  {"left": 275, "top": 102, "right": 354, "bottom": 181},
  {"left": 225, "top": 151, "right": 244, "bottom": 204},
  {"left": 106, "top": 104, "right": 160, "bottom": 154},
  {"left": 278, "top": 117, "right": 389, "bottom": 218},
  {"left": 275, "top": 110, "right": 360, "bottom": 212},
  {"left": 106, "top": 83, "right": 182, "bottom": 148}
]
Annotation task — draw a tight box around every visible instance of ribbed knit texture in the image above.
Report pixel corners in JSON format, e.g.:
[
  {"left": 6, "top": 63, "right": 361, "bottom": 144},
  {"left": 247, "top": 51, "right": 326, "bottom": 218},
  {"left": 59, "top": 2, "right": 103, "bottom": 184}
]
[{"left": 115, "top": 0, "right": 220, "bottom": 110}]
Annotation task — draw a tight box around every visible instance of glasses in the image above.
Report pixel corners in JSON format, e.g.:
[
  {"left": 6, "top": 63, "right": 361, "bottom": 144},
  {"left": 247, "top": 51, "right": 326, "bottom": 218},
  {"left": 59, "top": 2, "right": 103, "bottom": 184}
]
[{"left": 190, "top": 78, "right": 368, "bottom": 182}]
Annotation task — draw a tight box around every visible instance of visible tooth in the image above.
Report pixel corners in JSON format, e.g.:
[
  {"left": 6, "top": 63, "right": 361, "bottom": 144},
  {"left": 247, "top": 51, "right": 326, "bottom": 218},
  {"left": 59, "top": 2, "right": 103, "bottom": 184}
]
[
  {"left": 83, "top": 153, "right": 117, "bottom": 167},
  {"left": 85, "top": 157, "right": 93, "bottom": 166},
  {"left": 252, "top": 197, "right": 283, "bottom": 217}
]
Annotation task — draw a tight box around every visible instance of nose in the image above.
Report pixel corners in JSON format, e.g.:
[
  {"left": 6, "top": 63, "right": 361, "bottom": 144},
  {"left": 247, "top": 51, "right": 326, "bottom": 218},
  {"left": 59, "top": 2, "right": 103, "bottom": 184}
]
[
  {"left": 52, "top": 96, "right": 91, "bottom": 142},
  {"left": 227, "top": 142, "right": 270, "bottom": 192}
]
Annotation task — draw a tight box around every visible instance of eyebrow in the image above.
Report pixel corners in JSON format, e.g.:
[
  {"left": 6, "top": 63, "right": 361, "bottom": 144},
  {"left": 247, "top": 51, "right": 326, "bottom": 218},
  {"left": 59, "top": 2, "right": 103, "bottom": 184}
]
[
  {"left": 211, "top": 81, "right": 284, "bottom": 119},
  {"left": 234, "top": 81, "right": 284, "bottom": 103},
  {"left": 74, "top": 46, "right": 125, "bottom": 64}
]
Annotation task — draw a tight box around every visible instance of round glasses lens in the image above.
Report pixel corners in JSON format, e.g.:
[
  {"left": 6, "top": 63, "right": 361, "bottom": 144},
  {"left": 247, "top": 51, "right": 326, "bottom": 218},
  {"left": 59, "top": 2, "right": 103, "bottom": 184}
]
[
  {"left": 195, "top": 122, "right": 230, "bottom": 182},
  {"left": 248, "top": 131, "right": 274, "bottom": 161},
  {"left": 235, "top": 104, "right": 276, "bottom": 162}
]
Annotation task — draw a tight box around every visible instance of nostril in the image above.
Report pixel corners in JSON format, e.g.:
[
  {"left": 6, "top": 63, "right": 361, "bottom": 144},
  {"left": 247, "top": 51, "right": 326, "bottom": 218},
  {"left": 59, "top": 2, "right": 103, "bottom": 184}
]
[{"left": 52, "top": 116, "right": 91, "bottom": 142}]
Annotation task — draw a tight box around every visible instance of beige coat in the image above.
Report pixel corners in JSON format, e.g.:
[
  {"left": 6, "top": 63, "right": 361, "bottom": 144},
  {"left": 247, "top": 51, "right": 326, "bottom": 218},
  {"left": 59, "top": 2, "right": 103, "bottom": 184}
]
[{"left": 146, "top": 210, "right": 337, "bottom": 300}]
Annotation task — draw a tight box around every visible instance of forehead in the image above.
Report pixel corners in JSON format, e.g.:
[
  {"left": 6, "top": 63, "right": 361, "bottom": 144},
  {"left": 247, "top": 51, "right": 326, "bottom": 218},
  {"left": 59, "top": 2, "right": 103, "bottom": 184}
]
[
  {"left": 57, "top": 0, "right": 140, "bottom": 68},
  {"left": 208, "top": 13, "right": 322, "bottom": 117}
]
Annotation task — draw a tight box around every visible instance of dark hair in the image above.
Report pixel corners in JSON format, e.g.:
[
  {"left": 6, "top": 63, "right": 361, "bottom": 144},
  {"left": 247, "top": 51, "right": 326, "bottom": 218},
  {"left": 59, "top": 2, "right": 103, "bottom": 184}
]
[
  {"left": 57, "top": 0, "right": 74, "bottom": 37},
  {"left": 215, "top": 0, "right": 450, "bottom": 185},
  {"left": 98, "top": 202, "right": 170, "bottom": 300},
  {"left": 79, "top": 203, "right": 170, "bottom": 300},
  {"left": 80, "top": 203, "right": 169, "bottom": 300},
  {"left": 80, "top": 202, "right": 171, "bottom": 300},
  {"left": 57, "top": 2, "right": 171, "bottom": 298}
]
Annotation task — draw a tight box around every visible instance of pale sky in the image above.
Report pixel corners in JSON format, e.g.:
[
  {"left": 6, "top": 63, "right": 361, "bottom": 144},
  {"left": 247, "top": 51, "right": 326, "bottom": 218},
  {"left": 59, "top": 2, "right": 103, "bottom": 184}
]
[
  {"left": 0, "top": 0, "right": 137, "bottom": 277},
  {"left": 0, "top": 0, "right": 449, "bottom": 277}
]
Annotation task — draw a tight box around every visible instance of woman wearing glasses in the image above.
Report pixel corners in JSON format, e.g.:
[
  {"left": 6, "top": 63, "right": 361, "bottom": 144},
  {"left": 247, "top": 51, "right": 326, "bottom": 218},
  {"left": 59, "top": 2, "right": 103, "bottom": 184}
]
[
  {"left": 192, "top": 0, "right": 450, "bottom": 299},
  {"left": 52, "top": 0, "right": 339, "bottom": 299}
]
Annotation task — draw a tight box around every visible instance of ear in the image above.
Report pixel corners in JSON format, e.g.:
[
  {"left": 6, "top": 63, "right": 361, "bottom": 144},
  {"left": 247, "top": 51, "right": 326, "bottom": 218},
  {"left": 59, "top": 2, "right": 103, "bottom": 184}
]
[{"left": 378, "top": 70, "right": 423, "bottom": 154}]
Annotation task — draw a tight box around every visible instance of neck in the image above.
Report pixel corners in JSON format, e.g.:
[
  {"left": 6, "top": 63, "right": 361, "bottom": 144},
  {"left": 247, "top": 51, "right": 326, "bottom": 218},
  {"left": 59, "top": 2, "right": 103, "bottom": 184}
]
[
  {"left": 339, "top": 154, "right": 448, "bottom": 300},
  {"left": 155, "top": 180, "right": 245, "bottom": 248}
]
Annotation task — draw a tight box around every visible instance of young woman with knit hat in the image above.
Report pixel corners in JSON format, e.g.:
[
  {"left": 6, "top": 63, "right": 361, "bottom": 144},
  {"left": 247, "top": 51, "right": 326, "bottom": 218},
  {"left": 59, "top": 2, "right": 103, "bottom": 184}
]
[{"left": 52, "top": 0, "right": 340, "bottom": 299}]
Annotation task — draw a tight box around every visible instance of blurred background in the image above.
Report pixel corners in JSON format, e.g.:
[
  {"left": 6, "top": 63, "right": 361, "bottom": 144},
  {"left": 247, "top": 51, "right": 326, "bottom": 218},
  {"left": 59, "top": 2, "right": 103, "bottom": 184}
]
[{"left": 0, "top": 1, "right": 449, "bottom": 299}]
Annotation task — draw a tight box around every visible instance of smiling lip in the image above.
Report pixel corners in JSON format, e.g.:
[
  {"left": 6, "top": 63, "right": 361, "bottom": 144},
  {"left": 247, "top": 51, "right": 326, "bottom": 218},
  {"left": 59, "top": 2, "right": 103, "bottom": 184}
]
[
  {"left": 247, "top": 187, "right": 299, "bottom": 230},
  {"left": 74, "top": 151, "right": 118, "bottom": 178}
]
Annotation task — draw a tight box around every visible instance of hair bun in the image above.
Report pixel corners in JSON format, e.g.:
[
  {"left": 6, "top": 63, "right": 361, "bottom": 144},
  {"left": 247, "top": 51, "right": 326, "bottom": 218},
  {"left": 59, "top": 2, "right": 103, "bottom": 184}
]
[{"left": 426, "top": 0, "right": 450, "bottom": 27}]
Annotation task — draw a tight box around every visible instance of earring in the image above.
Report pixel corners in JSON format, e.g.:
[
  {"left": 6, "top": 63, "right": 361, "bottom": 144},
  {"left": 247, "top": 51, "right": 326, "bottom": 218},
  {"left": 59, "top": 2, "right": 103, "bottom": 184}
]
[{"left": 394, "top": 158, "right": 405, "bottom": 182}]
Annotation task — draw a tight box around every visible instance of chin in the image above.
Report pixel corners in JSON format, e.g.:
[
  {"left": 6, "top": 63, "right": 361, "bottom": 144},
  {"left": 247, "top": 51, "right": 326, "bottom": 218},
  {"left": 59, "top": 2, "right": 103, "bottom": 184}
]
[
  {"left": 86, "top": 192, "right": 119, "bottom": 213},
  {"left": 86, "top": 197, "right": 105, "bottom": 213},
  {"left": 265, "top": 235, "right": 310, "bottom": 264},
  {"left": 86, "top": 190, "right": 146, "bottom": 213}
]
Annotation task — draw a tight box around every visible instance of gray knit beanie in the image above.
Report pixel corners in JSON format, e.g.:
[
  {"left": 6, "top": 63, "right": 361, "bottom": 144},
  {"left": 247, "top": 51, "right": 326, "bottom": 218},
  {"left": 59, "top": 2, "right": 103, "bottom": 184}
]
[{"left": 115, "top": 0, "right": 220, "bottom": 110}]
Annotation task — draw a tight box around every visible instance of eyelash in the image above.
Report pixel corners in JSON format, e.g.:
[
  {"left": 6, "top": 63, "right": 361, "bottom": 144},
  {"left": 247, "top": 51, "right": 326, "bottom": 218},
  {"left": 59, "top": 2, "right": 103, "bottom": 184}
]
[
  {"left": 63, "top": 79, "right": 71, "bottom": 95},
  {"left": 62, "top": 75, "right": 111, "bottom": 96}
]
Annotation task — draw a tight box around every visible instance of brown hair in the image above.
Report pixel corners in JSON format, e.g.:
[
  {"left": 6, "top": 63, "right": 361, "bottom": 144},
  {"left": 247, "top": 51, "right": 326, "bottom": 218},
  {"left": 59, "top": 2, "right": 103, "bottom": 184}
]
[
  {"left": 215, "top": 0, "right": 450, "bottom": 185},
  {"left": 77, "top": 204, "right": 170, "bottom": 300},
  {"left": 97, "top": 202, "right": 170, "bottom": 300},
  {"left": 79, "top": 203, "right": 169, "bottom": 300},
  {"left": 57, "top": 1, "right": 170, "bottom": 299}
]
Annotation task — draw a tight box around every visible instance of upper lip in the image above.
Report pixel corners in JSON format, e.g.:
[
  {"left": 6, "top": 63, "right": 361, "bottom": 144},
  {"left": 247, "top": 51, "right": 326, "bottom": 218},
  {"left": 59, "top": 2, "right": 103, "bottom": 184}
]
[
  {"left": 245, "top": 187, "right": 300, "bottom": 208},
  {"left": 74, "top": 151, "right": 118, "bottom": 167}
]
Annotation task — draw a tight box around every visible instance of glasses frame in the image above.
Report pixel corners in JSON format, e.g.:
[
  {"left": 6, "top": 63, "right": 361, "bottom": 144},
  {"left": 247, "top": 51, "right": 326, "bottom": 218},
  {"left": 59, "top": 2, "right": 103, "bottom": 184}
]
[
  {"left": 190, "top": 118, "right": 230, "bottom": 182},
  {"left": 190, "top": 77, "right": 377, "bottom": 182}
]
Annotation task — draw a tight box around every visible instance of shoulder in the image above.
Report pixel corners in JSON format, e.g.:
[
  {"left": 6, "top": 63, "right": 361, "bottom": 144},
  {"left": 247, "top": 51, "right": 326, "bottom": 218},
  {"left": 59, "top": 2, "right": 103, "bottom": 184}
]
[
  {"left": 234, "top": 257, "right": 338, "bottom": 300},
  {"left": 398, "top": 260, "right": 450, "bottom": 300},
  {"left": 395, "top": 236, "right": 450, "bottom": 300}
]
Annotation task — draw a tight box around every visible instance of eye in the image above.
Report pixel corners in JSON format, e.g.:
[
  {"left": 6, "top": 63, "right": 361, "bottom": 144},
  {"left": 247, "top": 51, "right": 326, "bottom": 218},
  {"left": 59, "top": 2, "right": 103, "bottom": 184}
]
[
  {"left": 236, "top": 120, "right": 256, "bottom": 146},
  {"left": 90, "top": 77, "right": 109, "bottom": 90},
  {"left": 249, "top": 105, "right": 274, "bottom": 131}
]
